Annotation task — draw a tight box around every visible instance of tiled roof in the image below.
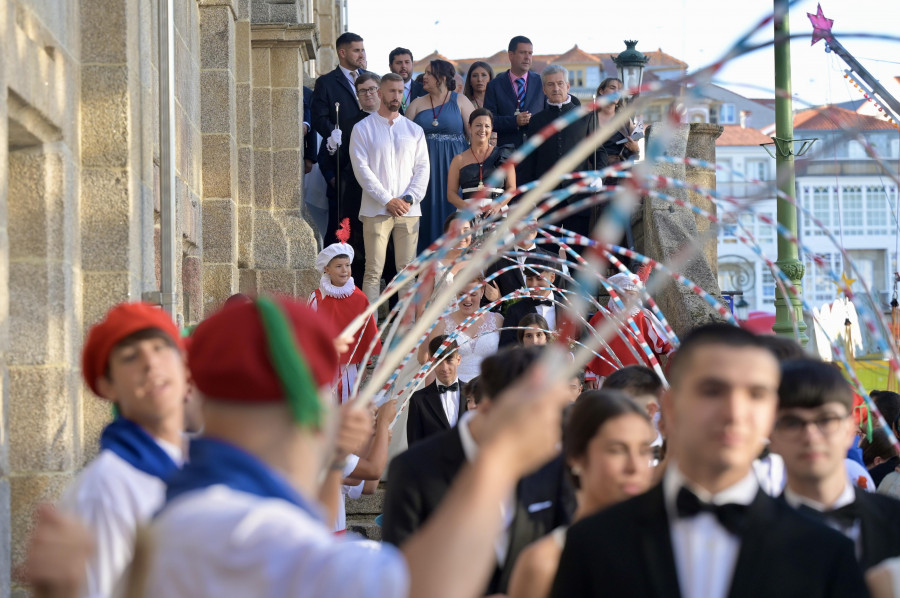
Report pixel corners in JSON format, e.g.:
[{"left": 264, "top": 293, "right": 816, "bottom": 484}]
[
  {"left": 450, "top": 46, "right": 688, "bottom": 74},
  {"left": 412, "top": 51, "right": 458, "bottom": 72},
  {"left": 716, "top": 125, "right": 772, "bottom": 146},
  {"left": 594, "top": 47, "right": 688, "bottom": 69},
  {"left": 554, "top": 44, "right": 602, "bottom": 64},
  {"left": 793, "top": 105, "right": 895, "bottom": 131}
]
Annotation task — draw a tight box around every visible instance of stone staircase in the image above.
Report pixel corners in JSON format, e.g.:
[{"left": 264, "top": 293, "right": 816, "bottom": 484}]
[{"left": 345, "top": 482, "right": 385, "bottom": 541}]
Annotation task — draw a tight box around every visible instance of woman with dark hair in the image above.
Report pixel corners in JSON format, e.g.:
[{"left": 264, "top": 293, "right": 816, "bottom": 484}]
[
  {"left": 463, "top": 61, "right": 494, "bottom": 109},
  {"left": 446, "top": 108, "right": 516, "bottom": 224},
  {"left": 507, "top": 390, "right": 655, "bottom": 598},
  {"left": 595, "top": 77, "right": 641, "bottom": 166},
  {"left": 407, "top": 59, "right": 475, "bottom": 252},
  {"left": 517, "top": 313, "right": 551, "bottom": 346}
]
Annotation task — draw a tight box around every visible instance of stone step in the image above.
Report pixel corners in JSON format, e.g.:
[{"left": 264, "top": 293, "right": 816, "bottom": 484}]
[
  {"left": 345, "top": 483, "right": 385, "bottom": 516},
  {"left": 345, "top": 518, "right": 383, "bottom": 542}
]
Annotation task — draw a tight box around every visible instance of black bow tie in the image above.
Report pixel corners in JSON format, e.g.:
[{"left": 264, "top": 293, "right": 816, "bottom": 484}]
[
  {"left": 533, "top": 299, "right": 553, "bottom": 306},
  {"left": 798, "top": 502, "right": 859, "bottom": 528},
  {"left": 438, "top": 382, "right": 459, "bottom": 394},
  {"left": 676, "top": 487, "right": 749, "bottom": 535}
]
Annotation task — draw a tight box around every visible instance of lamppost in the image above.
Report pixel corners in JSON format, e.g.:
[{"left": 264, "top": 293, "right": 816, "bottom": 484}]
[
  {"left": 736, "top": 296, "right": 750, "bottom": 321},
  {"left": 612, "top": 40, "right": 649, "bottom": 100}
]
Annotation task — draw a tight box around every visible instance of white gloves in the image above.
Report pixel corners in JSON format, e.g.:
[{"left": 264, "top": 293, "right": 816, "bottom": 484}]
[{"left": 326, "top": 129, "right": 342, "bottom": 155}]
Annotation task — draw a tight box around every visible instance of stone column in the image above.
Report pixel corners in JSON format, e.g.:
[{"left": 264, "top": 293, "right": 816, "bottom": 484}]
[
  {"left": 198, "top": 0, "right": 241, "bottom": 317},
  {"left": 685, "top": 123, "right": 724, "bottom": 280}
]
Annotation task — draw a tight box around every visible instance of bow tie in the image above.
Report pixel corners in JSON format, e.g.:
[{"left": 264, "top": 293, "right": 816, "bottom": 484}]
[
  {"left": 533, "top": 299, "right": 553, "bottom": 307},
  {"left": 438, "top": 382, "right": 459, "bottom": 394},
  {"left": 676, "top": 487, "right": 749, "bottom": 535},
  {"left": 798, "top": 502, "right": 859, "bottom": 528}
]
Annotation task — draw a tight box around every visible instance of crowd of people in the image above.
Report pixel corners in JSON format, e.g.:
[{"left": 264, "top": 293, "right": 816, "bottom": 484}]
[{"left": 17, "top": 28, "right": 900, "bottom": 598}]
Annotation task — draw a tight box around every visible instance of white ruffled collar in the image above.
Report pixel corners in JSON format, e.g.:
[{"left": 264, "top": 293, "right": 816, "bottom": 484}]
[
  {"left": 320, "top": 274, "right": 355, "bottom": 298},
  {"left": 547, "top": 96, "right": 573, "bottom": 108}
]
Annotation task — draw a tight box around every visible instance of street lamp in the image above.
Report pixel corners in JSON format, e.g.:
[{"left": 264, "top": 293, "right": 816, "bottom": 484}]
[
  {"left": 736, "top": 297, "right": 750, "bottom": 322},
  {"left": 612, "top": 40, "right": 650, "bottom": 98}
]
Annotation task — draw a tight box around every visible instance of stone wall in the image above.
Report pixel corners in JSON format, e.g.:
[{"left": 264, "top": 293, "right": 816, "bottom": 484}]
[{"left": 0, "top": 0, "right": 330, "bottom": 594}]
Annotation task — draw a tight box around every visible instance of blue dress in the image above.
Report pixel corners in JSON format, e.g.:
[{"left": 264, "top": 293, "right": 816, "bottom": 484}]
[{"left": 413, "top": 92, "right": 468, "bottom": 252}]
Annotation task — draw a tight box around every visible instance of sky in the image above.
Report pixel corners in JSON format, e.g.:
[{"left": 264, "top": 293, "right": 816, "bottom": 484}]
[{"left": 346, "top": 0, "right": 900, "bottom": 108}]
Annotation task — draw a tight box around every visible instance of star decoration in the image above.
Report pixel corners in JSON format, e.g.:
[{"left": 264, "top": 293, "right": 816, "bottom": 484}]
[
  {"left": 834, "top": 272, "right": 857, "bottom": 296},
  {"left": 808, "top": 4, "right": 834, "bottom": 46}
]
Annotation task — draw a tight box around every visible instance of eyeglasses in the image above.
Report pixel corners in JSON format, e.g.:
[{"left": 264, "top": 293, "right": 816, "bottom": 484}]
[
  {"left": 774, "top": 414, "right": 847, "bottom": 437},
  {"left": 357, "top": 87, "right": 378, "bottom": 96}
]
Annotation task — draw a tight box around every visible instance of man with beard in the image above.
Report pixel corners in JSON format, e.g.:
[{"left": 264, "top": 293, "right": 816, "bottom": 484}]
[
  {"left": 349, "top": 73, "right": 429, "bottom": 305},
  {"left": 389, "top": 47, "right": 425, "bottom": 114}
]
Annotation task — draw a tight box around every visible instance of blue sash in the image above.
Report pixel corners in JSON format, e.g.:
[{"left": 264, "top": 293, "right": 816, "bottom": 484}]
[
  {"left": 163, "top": 437, "right": 323, "bottom": 522},
  {"left": 99, "top": 417, "right": 180, "bottom": 480}
]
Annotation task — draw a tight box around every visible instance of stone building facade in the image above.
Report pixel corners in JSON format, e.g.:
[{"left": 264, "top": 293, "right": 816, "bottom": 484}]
[{"left": 0, "top": 0, "right": 341, "bottom": 593}]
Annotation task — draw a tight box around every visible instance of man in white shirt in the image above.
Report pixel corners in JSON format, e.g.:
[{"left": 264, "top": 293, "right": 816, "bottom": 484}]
[
  {"left": 143, "top": 297, "right": 572, "bottom": 598},
  {"left": 551, "top": 323, "right": 867, "bottom": 598},
  {"left": 59, "top": 302, "right": 188, "bottom": 598},
  {"left": 406, "top": 336, "right": 467, "bottom": 446},
  {"left": 771, "top": 358, "right": 900, "bottom": 571},
  {"left": 350, "top": 72, "right": 429, "bottom": 304}
]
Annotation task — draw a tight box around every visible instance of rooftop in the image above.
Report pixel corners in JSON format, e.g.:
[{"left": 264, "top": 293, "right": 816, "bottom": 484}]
[{"left": 717, "top": 125, "right": 772, "bottom": 147}]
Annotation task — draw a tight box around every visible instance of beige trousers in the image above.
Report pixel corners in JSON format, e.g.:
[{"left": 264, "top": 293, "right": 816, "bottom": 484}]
[{"left": 360, "top": 215, "right": 419, "bottom": 304}]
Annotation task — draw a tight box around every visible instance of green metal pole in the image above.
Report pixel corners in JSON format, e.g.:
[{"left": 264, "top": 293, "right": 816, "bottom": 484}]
[{"left": 772, "top": 0, "right": 809, "bottom": 344}]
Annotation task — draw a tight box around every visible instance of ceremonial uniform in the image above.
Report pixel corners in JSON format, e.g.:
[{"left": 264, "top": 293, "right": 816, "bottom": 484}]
[
  {"left": 586, "top": 307, "right": 672, "bottom": 378},
  {"left": 309, "top": 231, "right": 382, "bottom": 403}
]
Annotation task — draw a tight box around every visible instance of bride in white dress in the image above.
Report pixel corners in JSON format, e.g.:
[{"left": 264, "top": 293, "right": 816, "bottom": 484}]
[{"left": 417, "top": 275, "right": 502, "bottom": 382}]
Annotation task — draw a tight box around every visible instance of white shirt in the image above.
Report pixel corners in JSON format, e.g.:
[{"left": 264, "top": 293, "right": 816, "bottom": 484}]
[
  {"left": 146, "top": 485, "right": 409, "bottom": 598},
  {"left": 664, "top": 466, "right": 759, "bottom": 598},
  {"left": 59, "top": 441, "right": 183, "bottom": 598},
  {"left": 534, "top": 300, "right": 556, "bottom": 331},
  {"left": 438, "top": 379, "right": 461, "bottom": 427},
  {"left": 333, "top": 453, "right": 361, "bottom": 532},
  {"left": 458, "top": 412, "right": 515, "bottom": 566},
  {"left": 784, "top": 481, "right": 861, "bottom": 558},
  {"left": 350, "top": 112, "right": 430, "bottom": 218},
  {"left": 339, "top": 65, "right": 359, "bottom": 89}
]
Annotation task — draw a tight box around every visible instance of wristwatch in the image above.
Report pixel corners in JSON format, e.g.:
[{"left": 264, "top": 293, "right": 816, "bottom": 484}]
[{"left": 401, "top": 194, "right": 414, "bottom": 204}]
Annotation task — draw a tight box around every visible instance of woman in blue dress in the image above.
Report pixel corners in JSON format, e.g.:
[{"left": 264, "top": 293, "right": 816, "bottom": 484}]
[{"left": 406, "top": 59, "right": 475, "bottom": 252}]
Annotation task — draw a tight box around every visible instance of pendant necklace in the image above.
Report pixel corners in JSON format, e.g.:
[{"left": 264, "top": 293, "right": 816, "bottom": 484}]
[
  {"left": 470, "top": 145, "right": 491, "bottom": 189},
  {"left": 430, "top": 90, "right": 450, "bottom": 127}
]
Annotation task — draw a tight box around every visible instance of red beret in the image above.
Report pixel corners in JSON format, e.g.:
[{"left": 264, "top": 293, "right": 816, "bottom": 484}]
[
  {"left": 82, "top": 302, "right": 182, "bottom": 397},
  {"left": 188, "top": 296, "right": 339, "bottom": 403}
]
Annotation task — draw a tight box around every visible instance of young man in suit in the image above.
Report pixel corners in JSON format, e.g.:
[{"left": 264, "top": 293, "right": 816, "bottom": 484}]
[
  {"left": 771, "top": 358, "right": 900, "bottom": 571},
  {"left": 389, "top": 47, "right": 425, "bottom": 115},
  {"left": 485, "top": 225, "right": 557, "bottom": 302},
  {"left": 407, "top": 336, "right": 466, "bottom": 447},
  {"left": 384, "top": 346, "right": 575, "bottom": 596},
  {"left": 551, "top": 324, "right": 867, "bottom": 598},
  {"left": 311, "top": 32, "right": 368, "bottom": 242},
  {"left": 499, "top": 257, "right": 561, "bottom": 348},
  {"left": 484, "top": 35, "right": 545, "bottom": 150}
]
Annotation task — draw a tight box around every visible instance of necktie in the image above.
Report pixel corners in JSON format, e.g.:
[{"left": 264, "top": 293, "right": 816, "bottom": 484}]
[
  {"left": 798, "top": 502, "right": 859, "bottom": 528},
  {"left": 350, "top": 70, "right": 358, "bottom": 84},
  {"left": 515, "top": 77, "right": 526, "bottom": 107},
  {"left": 438, "top": 382, "right": 459, "bottom": 394},
  {"left": 533, "top": 299, "right": 553, "bottom": 307},
  {"left": 676, "top": 486, "right": 748, "bottom": 535}
]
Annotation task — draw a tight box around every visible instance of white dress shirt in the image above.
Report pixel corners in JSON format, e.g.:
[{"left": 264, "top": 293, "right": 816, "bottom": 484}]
[
  {"left": 534, "top": 300, "right": 557, "bottom": 331},
  {"left": 784, "top": 481, "right": 861, "bottom": 558},
  {"left": 59, "top": 441, "right": 183, "bottom": 598},
  {"left": 338, "top": 65, "right": 359, "bottom": 89},
  {"left": 349, "top": 112, "right": 430, "bottom": 218},
  {"left": 664, "top": 465, "right": 759, "bottom": 598},
  {"left": 146, "top": 485, "right": 408, "bottom": 598},
  {"left": 458, "top": 412, "right": 515, "bottom": 566},
  {"left": 438, "top": 379, "right": 461, "bottom": 427}
]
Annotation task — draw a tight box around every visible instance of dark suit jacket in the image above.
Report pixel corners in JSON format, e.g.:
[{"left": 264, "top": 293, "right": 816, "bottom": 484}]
[
  {"left": 400, "top": 79, "right": 427, "bottom": 116},
  {"left": 310, "top": 66, "right": 366, "bottom": 144},
  {"left": 384, "top": 426, "right": 575, "bottom": 595},
  {"left": 483, "top": 71, "right": 545, "bottom": 147},
  {"left": 785, "top": 487, "right": 900, "bottom": 571},
  {"left": 551, "top": 483, "right": 867, "bottom": 598},
  {"left": 499, "top": 297, "right": 560, "bottom": 348},
  {"left": 406, "top": 380, "right": 467, "bottom": 447},
  {"left": 484, "top": 244, "right": 558, "bottom": 301}
]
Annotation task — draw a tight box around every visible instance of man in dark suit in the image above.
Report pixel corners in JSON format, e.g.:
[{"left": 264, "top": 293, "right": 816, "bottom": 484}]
[
  {"left": 311, "top": 32, "right": 367, "bottom": 242},
  {"left": 483, "top": 35, "right": 545, "bottom": 150},
  {"left": 303, "top": 86, "right": 317, "bottom": 175},
  {"left": 384, "top": 346, "right": 575, "bottom": 595},
  {"left": 551, "top": 324, "right": 867, "bottom": 598},
  {"left": 484, "top": 226, "right": 561, "bottom": 305},
  {"left": 499, "top": 258, "right": 562, "bottom": 348},
  {"left": 406, "top": 336, "right": 467, "bottom": 446},
  {"left": 389, "top": 47, "right": 426, "bottom": 115},
  {"left": 771, "top": 358, "right": 900, "bottom": 572}
]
